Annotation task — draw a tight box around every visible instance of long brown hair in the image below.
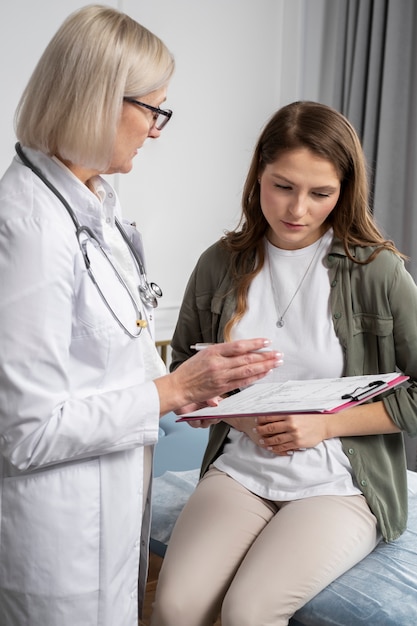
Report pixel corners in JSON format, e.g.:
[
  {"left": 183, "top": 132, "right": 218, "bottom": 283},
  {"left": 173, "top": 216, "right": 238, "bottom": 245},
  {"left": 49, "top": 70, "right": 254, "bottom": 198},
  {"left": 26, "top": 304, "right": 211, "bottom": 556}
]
[{"left": 223, "top": 101, "right": 403, "bottom": 339}]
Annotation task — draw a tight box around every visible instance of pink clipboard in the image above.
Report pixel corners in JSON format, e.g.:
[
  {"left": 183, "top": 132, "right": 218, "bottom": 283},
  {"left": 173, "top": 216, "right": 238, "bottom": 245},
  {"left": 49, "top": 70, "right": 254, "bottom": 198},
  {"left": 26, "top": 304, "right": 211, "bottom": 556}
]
[{"left": 176, "top": 373, "right": 409, "bottom": 421}]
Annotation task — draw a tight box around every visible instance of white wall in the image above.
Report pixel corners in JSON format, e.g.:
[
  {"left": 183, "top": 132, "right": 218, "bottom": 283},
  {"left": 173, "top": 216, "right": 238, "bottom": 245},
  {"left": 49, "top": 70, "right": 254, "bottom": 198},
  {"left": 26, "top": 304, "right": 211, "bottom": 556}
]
[{"left": 0, "top": 0, "right": 312, "bottom": 340}]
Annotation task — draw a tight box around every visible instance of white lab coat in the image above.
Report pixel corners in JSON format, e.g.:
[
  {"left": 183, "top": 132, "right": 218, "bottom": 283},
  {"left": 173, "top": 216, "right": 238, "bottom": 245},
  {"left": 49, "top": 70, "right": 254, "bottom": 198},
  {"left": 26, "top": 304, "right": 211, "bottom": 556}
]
[{"left": 0, "top": 148, "right": 161, "bottom": 625}]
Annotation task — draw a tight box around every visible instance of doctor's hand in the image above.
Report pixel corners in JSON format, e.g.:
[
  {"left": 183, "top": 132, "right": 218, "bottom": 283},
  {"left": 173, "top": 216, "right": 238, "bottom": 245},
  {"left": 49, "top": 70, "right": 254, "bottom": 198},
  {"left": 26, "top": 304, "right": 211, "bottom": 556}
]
[
  {"left": 254, "top": 413, "right": 328, "bottom": 455},
  {"left": 175, "top": 397, "right": 222, "bottom": 428},
  {"left": 154, "top": 338, "right": 283, "bottom": 417}
]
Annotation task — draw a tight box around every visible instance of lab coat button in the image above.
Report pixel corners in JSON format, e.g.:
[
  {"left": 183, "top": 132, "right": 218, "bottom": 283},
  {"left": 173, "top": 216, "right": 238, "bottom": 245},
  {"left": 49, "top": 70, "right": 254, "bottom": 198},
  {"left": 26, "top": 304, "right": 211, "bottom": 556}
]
[
  {"left": 348, "top": 448, "right": 355, "bottom": 455},
  {"left": 334, "top": 312, "right": 342, "bottom": 319},
  {"left": 331, "top": 280, "right": 337, "bottom": 287},
  {"left": 360, "top": 479, "right": 367, "bottom": 487}
]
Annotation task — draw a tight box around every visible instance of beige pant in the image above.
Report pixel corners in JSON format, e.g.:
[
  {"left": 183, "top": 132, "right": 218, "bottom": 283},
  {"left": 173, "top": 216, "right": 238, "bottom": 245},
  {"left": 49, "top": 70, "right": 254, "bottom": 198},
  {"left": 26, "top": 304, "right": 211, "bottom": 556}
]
[{"left": 151, "top": 467, "right": 379, "bottom": 626}]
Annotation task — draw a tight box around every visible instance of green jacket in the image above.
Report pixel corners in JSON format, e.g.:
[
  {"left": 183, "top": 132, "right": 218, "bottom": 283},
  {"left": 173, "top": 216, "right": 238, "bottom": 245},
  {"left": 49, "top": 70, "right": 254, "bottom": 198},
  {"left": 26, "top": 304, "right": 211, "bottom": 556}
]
[{"left": 171, "top": 237, "right": 417, "bottom": 541}]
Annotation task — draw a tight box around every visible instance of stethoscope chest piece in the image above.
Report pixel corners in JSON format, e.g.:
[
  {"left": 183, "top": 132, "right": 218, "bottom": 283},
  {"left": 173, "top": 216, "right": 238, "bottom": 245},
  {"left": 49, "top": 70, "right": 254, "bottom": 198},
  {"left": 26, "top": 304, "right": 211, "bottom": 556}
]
[
  {"left": 139, "top": 282, "right": 163, "bottom": 308},
  {"left": 15, "top": 142, "right": 163, "bottom": 336}
]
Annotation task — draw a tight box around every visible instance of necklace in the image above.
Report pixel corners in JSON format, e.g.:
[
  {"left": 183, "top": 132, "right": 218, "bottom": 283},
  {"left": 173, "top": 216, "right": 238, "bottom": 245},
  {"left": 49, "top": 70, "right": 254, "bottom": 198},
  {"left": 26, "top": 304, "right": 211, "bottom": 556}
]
[{"left": 267, "top": 236, "right": 325, "bottom": 328}]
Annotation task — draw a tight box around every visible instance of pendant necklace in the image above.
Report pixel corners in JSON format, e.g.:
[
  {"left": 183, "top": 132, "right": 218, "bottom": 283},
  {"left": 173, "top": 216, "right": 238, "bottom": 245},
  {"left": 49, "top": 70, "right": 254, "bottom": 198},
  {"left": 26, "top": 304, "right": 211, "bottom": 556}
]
[{"left": 267, "top": 236, "right": 325, "bottom": 329}]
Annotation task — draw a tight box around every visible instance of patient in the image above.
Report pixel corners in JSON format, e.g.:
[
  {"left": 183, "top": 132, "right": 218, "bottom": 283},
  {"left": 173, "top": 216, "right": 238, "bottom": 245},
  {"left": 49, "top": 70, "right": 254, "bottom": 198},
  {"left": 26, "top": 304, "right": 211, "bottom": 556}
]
[{"left": 151, "top": 101, "right": 417, "bottom": 626}]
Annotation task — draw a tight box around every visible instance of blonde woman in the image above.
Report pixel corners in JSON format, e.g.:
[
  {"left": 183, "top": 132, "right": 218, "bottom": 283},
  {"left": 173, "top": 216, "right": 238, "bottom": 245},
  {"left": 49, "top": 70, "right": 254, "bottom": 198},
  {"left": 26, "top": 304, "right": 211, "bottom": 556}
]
[{"left": 0, "top": 6, "right": 279, "bottom": 625}]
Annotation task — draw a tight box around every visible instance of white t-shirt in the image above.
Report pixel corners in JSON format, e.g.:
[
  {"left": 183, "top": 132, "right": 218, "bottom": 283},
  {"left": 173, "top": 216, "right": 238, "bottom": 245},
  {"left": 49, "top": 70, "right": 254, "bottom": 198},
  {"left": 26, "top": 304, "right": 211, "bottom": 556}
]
[{"left": 214, "top": 229, "right": 361, "bottom": 500}]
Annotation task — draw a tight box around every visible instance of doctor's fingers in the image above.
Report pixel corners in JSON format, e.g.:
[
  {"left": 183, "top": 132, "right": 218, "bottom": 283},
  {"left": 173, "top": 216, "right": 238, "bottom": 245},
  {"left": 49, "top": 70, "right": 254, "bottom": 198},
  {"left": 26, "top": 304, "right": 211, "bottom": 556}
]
[
  {"left": 199, "top": 348, "right": 282, "bottom": 387},
  {"left": 177, "top": 351, "right": 281, "bottom": 402},
  {"left": 198, "top": 337, "right": 277, "bottom": 356}
]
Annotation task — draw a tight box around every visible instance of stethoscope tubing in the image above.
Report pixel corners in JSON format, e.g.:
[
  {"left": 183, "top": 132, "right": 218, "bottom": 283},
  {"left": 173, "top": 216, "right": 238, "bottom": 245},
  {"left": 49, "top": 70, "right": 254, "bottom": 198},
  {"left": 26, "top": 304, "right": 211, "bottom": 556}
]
[{"left": 15, "top": 142, "right": 162, "bottom": 309}]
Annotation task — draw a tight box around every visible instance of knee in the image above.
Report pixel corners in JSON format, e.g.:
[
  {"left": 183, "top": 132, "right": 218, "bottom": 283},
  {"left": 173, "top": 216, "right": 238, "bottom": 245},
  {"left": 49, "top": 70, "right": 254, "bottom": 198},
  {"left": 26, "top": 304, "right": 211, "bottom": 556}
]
[
  {"left": 151, "top": 595, "right": 189, "bottom": 626},
  {"left": 151, "top": 589, "right": 218, "bottom": 626},
  {"left": 221, "top": 590, "right": 290, "bottom": 626},
  {"left": 151, "top": 579, "right": 192, "bottom": 626},
  {"left": 221, "top": 591, "right": 255, "bottom": 626}
]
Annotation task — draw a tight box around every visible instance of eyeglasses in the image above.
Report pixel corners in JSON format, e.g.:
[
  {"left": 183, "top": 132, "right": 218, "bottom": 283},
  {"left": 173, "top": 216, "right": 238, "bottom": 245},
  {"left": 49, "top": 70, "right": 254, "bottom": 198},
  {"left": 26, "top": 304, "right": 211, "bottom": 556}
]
[{"left": 123, "top": 97, "right": 173, "bottom": 130}]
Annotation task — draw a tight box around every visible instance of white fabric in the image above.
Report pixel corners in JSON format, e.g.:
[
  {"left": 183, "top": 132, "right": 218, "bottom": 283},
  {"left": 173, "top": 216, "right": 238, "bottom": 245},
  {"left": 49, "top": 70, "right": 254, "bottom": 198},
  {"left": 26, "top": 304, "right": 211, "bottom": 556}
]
[
  {"left": 233, "top": 230, "right": 342, "bottom": 383},
  {"left": 0, "top": 148, "right": 161, "bottom": 625},
  {"left": 215, "top": 230, "right": 361, "bottom": 501},
  {"left": 97, "top": 180, "right": 166, "bottom": 383}
]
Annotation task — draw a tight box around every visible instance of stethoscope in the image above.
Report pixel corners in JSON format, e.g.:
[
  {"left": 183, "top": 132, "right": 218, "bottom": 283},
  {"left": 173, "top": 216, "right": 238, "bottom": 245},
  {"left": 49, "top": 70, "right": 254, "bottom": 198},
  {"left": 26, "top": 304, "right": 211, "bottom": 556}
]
[{"left": 15, "top": 142, "right": 162, "bottom": 337}]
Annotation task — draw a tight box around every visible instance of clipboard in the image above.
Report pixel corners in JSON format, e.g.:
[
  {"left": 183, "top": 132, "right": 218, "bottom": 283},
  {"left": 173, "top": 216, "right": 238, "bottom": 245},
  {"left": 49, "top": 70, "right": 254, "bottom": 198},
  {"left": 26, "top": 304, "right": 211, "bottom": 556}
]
[{"left": 176, "top": 372, "right": 409, "bottom": 421}]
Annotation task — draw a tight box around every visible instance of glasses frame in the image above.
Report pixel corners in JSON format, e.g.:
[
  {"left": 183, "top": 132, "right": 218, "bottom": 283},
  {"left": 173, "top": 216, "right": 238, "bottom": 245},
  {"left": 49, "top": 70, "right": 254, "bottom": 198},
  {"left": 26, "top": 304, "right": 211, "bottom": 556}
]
[{"left": 123, "top": 97, "right": 172, "bottom": 130}]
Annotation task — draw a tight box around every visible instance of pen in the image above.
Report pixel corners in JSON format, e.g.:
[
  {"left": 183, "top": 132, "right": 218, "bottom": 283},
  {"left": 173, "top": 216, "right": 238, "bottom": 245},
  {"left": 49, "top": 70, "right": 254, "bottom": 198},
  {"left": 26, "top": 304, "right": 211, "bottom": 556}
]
[{"left": 190, "top": 343, "right": 274, "bottom": 353}]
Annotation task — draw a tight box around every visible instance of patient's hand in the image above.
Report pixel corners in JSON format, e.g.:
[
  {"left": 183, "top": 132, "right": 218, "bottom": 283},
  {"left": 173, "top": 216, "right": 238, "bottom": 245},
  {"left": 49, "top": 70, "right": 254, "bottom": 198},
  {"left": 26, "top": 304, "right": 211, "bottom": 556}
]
[
  {"left": 255, "top": 413, "right": 326, "bottom": 455},
  {"left": 222, "top": 416, "right": 262, "bottom": 444}
]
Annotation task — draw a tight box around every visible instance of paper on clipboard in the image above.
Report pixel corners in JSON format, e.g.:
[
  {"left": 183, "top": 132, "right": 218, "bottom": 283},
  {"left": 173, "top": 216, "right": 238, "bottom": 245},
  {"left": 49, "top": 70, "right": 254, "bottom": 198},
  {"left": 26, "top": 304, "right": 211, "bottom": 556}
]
[{"left": 176, "top": 372, "right": 409, "bottom": 421}]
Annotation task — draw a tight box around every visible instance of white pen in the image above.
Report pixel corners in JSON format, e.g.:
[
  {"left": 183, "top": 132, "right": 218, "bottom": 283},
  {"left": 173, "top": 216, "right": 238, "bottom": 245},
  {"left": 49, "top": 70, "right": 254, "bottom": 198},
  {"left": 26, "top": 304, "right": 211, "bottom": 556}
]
[{"left": 190, "top": 343, "right": 274, "bottom": 353}]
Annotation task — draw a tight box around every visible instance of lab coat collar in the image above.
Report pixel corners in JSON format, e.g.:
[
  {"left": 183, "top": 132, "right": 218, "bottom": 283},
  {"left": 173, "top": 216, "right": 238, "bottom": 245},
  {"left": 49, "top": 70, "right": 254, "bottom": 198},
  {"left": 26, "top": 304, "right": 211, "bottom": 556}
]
[{"left": 16, "top": 147, "right": 119, "bottom": 239}]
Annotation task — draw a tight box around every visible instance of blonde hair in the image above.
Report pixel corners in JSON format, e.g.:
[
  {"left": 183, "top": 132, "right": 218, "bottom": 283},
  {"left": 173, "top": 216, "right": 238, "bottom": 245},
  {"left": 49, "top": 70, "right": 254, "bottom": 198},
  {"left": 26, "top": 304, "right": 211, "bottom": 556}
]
[{"left": 15, "top": 4, "right": 175, "bottom": 170}]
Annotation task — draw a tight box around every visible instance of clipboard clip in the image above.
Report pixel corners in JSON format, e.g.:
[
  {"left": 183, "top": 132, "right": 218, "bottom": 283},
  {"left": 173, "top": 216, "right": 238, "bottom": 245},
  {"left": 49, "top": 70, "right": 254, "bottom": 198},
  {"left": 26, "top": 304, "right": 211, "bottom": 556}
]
[{"left": 341, "top": 380, "right": 386, "bottom": 402}]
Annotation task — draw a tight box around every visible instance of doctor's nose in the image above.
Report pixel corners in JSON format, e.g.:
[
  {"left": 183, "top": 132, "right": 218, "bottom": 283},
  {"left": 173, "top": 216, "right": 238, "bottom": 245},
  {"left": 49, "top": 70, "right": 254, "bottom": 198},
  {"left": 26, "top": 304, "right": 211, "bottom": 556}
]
[{"left": 148, "top": 126, "right": 162, "bottom": 139}]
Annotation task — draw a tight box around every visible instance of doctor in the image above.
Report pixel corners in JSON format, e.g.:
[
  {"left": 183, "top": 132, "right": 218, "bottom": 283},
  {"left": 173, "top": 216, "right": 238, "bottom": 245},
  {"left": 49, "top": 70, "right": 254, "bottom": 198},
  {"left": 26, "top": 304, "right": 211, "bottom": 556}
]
[{"left": 0, "top": 6, "right": 280, "bottom": 626}]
